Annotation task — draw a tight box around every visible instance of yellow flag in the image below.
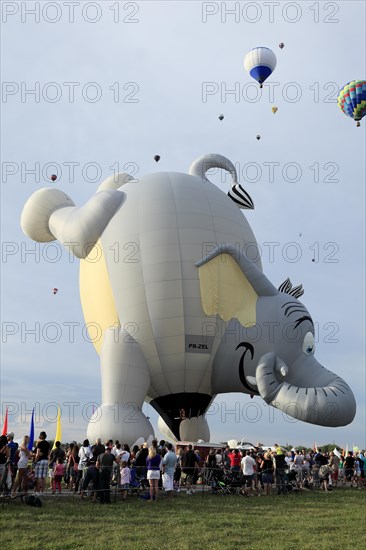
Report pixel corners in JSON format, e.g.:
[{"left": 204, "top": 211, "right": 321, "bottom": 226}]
[{"left": 52, "top": 407, "right": 62, "bottom": 449}]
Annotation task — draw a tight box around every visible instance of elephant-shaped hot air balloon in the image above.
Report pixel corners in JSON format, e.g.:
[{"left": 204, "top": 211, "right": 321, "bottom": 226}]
[
  {"left": 338, "top": 80, "right": 366, "bottom": 127},
  {"left": 20, "top": 154, "right": 356, "bottom": 445},
  {"left": 244, "top": 47, "right": 277, "bottom": 88}
]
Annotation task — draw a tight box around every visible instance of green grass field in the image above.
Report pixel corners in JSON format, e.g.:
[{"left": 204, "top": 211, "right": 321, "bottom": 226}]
[{"left": 1, "top": 488, "right": 365, "bottom": 549}]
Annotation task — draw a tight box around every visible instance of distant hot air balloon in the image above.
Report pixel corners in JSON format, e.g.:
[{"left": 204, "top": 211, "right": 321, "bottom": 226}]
[
  {"left": 338, "top": 80, "right": 366, "bottom": 127},
  {"left": 218, "top": 114, "right": 224, "bottom": 121},
  {"left": 154, "top": 155, "right": 160, "bottom": 162},
  {"left": 50, "top": 174, "right": 57, "bottom": 182},
  {"left": 279, "top": 43, "right": 284, "bottom": 49},
  {"left": 256, "top": 135, "right": 261, "bottom": 140},
  {"left": 272, "top": 106, "right": 278, "bottom": 114},
  {"left": 244, "top": 47, "right": 277, "bottom": 88},
  {"left": 52, "top": 288, "right": 58, "bottom": 295}
]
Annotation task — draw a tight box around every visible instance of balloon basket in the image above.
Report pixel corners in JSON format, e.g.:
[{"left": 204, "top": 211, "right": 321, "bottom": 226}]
[{"left": 356, "top": 121, "right": 361, "bottom": 127}]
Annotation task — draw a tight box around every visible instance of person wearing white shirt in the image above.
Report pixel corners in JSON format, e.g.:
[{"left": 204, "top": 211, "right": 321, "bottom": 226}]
[
  {"left": 119, "top": 444, "right": 131, "bottom": 465},
  {"left": 76, "top": 439, "right": 93, "bottom": 493},
  {"left": 241, "top": 451, "right": 256, "bottom": 492},
  {"left": 215, "top": 452, "right": 223, "bottom": 466}
]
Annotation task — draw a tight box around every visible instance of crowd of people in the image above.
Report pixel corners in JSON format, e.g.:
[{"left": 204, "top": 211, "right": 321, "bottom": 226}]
[{"left": 0, "top": 432, "right": 364, "bottom": 504}]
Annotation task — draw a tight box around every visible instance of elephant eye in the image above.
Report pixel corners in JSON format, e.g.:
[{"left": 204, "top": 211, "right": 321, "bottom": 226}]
[{"left": 302, "top": 332, "right": 315, "bottom": 355}]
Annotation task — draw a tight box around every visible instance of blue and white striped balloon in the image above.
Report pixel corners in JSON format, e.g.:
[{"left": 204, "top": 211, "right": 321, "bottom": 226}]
[{"left": 244, "top": 47, "right": 277, "bottom": 87}]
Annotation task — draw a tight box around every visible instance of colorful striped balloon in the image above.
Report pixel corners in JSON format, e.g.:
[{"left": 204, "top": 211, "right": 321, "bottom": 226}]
[
  {"left": 338, "top": 80, "right": 366, "bottom": 126},
  {"left": 244, "top": 47, "right": 277, "bottom": 88}
]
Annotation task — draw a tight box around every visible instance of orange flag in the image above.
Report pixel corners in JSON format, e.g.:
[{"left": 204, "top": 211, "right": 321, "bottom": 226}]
[{"left": 1, "top": 407, "right": 8, "bottom": 436}]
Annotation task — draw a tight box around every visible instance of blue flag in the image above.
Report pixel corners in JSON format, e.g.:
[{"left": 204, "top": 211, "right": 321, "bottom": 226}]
[{"left": 28, "top": 408, "right": 34, "bottom": 451}]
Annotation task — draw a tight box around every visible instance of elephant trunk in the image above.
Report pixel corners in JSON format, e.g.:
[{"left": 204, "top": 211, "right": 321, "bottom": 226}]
[{"left": 256, "top": 353, "right": 356, "bottom": 427}]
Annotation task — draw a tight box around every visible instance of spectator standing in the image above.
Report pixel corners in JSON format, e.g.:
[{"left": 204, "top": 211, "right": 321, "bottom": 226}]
[
  {"left": 120, "top": 460, "right": 131, "bottom": 501},
  {"left": 48, "top": 441, "right": 65, "bottom": 489},
  {"left": 344, "top": 451, "right": 355, "bottom": 484},
  {"left": 119, "top": 444, "right": 131, "bottom": 465},
  {"left": 34, "top": 431, "right": 50, "bottom": 495},
  {"left": 162, "top": 443, "right": 177, "bottom": 497},
  {"left": 260, "top": 452, "right": 274, "bottom": 496},
  {"left": 274, "top": 447, "right": 288, "bottom": 495},
  {"left": 174, "top": 447, "right": 184, "bottom": 491},
  {"left": 76, "top": 439, "right": 93, "bottom": 493},
  {"left": 11, "top": 435, "right": 31, "bottom": 496},
  {"left": 241, "top": 451, "right": 256, "bottom": 494},
  {"left": 181, "top": 444, "right": 199, "bottom": 495},
  {"left": 53, "top": 458, "right": 65, "bottom": 494},
  {"left": 7, "top": 433, "right": 18, "bottom": 481},
  {"left": 92, "top": 439, "right": 106, "bottom": 462},
  {"left": 228, "top": 448, "right": 241, "bottom": 476},
  {"left": 146, "top": 446, "right": 161, "bottom": 502},
  {"left": 329, "top": 451, "right": 340, "bottom": 487},
  {"left": 68, "top": 444, "right": 79, "bottom": 491},
  {"left": 0, "top": 435, "right": 10, "bottom": 480},
  {"left": 134, "top": 443, "right": 148, "bottom": 480},
  {"left": 7, "top": 433, "right": 18, "bottom": 464},
  {"left": 97, "top": 446, "right": 118, "bottom": 504},
  {"left": 291, "top": 450, "right": 304, "bottom": 486}
]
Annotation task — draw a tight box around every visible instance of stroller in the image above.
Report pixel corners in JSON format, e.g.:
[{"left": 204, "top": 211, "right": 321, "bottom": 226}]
[
  {"left": 286, "top": 470, "right": 301, "bottom": 493},
  {"left": 222, "top": 469, "right": 245, "bottom": 495},
  {"left": 129, "top": 468, "right": 149, "bottom": 495},
  {"left": 206, "top": 467, "right": 232, "bottom": 495}
]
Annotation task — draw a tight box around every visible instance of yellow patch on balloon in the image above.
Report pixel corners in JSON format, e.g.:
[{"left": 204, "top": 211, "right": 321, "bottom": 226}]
[
  {"left": 198, "top": 253, "right": 258, "bottom": 327},
  {"left": 80, "top": 240, "right": 119, "bottom": 355}
]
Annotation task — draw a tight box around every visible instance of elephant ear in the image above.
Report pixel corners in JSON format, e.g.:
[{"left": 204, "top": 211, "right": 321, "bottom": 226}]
[{"left": 196, "top": 244, "right": 278, "bottom": 327}]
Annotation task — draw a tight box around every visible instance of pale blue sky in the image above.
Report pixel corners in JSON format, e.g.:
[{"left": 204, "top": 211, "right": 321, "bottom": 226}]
[{"left": 1, "top": 1, "right": 365, "bottom": 448}]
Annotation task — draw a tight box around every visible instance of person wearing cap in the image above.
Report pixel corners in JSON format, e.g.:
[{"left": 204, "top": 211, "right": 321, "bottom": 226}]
[
  {"left": 34, "top": 431, "right": 50, "bottom": 495},
  {"left": 274, "top": 447, "right": 288, "bottom": 495}
]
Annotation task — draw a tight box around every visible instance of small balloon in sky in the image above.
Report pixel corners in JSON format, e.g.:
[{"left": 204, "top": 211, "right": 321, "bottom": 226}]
[
  {"left": 218, "top": 114, "right": 224, "bottom": 121},
  {"left": 52, "top": 288, "right": 58, "bottom": 295},
  {"left": 256, "top": 135, "right": 261, "bottom": 140},
  {"left": 279, "top": 42, "right": 284, "bottom": 49},
  {"left": 299, "top": 233, "right": 302, "bottom": 237},
  {"left": 272, "top": 106, "right": 278, "bottom": 114},
  {"left": 154, "top": 155, "right": 160, "bottom": 162},
  {"left": 312, "top": 259, "right": 315, "bottom": 263},
  {"left": 50, "top": 174, "right": 57, "bottom": 182},
  {"left": 338, "top": 80, "right": 366, "bottom": 127}
]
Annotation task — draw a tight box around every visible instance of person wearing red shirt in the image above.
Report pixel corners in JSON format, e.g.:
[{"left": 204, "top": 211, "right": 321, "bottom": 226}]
[{"left": 228, "top": 448, "right": 241, "bottom": 476}]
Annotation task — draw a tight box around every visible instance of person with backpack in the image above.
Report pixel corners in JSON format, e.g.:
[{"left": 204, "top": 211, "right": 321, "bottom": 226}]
[{"left": 76, "top": 439, "right": 93, "bottom": 493}]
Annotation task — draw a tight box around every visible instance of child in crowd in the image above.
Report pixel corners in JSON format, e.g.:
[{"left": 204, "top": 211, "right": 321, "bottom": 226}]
[
  {"left": 120, "top": 460, "right": 131, "bottom": 501},
  {"left": 53, "top": 458, "right": 65, "bottom": 494}
]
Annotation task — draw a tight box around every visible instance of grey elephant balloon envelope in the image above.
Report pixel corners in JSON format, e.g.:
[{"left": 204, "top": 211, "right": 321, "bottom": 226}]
[{"left": 20, "top": 154, "right": 356, "bottom": 444}]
